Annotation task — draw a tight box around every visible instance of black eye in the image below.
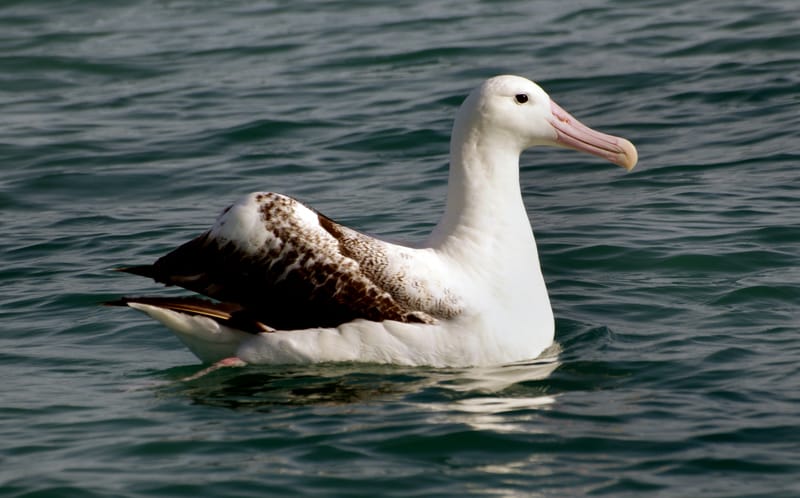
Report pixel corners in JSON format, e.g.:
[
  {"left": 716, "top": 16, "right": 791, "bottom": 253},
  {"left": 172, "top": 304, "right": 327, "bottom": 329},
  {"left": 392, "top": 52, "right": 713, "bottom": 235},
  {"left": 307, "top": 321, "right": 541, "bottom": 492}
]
[{"left": 514, "top": 94, "right": 529, "bottom": 104}]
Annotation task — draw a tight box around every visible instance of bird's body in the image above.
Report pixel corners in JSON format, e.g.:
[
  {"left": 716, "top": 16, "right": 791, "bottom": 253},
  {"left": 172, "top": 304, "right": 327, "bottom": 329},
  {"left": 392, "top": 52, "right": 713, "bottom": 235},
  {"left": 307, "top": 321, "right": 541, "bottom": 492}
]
[{"left": 109, "top": 75, "right": 637, "bottom": 367}]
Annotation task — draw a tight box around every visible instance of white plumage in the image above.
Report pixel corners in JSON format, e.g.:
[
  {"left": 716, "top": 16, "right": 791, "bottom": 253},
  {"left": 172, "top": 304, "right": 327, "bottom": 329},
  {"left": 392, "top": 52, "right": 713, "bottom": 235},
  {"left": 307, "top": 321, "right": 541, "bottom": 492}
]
[{"left": 109, "top": 75, "right": 637, "bottom": 367}]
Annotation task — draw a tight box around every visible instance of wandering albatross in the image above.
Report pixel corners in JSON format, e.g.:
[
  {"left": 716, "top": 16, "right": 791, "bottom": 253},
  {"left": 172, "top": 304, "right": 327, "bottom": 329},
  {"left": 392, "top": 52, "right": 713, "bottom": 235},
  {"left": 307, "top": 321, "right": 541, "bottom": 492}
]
[{"left": 107, "top": 75, "right": 637, "bottom": 368}]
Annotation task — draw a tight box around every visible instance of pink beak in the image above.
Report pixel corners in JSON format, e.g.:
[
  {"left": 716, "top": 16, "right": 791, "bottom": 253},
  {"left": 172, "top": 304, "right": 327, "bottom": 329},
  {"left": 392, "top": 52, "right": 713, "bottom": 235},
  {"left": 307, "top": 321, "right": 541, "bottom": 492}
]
[{"left": 548, "top": 101, "right": 638, "bottom": 171}]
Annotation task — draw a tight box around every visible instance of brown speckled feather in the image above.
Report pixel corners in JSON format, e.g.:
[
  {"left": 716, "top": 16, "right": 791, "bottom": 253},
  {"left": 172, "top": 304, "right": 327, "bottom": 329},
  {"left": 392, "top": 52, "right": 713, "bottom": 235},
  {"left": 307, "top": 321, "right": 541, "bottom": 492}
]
[{"left": 121, "top": 193, "right": 460, "bottom": 331}]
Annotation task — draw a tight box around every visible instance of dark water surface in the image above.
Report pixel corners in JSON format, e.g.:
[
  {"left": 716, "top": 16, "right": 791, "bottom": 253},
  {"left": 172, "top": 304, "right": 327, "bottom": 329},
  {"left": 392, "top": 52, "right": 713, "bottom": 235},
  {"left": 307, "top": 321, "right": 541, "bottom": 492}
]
[{"left": 2, "top": 1, "right": 799, "bottom": 496}]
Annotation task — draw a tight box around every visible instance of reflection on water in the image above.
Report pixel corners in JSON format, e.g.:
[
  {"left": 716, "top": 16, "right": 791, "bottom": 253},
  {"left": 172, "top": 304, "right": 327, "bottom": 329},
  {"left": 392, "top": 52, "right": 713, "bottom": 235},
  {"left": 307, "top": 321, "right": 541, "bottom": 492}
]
[
  {"left": 156, "top": 343, "right": 562, "bottom": 411},
  {"left": 424, "top": 347, "right": 561, "bottom": 434},
  {"left": 440, "top": 343, "right": 561, "bottom": 393}
]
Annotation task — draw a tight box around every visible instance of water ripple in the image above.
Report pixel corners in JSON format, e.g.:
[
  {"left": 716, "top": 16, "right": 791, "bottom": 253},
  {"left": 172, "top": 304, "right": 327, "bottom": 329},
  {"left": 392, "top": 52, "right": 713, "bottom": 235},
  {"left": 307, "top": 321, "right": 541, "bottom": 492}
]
[{"left": 2, "top": 0, "right": 799, "bottom": 497}]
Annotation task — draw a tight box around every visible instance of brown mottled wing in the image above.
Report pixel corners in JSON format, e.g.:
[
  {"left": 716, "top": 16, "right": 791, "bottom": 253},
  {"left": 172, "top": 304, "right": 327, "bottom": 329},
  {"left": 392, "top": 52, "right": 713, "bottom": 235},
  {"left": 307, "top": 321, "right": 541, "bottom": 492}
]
[{"left": 122, "top": 193, "right": 436, "bottom": 330}]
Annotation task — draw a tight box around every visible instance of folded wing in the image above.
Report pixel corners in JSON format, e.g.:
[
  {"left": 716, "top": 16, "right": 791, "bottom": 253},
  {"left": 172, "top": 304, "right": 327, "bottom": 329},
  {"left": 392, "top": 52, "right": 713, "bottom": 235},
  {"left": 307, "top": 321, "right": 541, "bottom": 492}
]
[{"left": 119, "top": 193, "right": 460, "bottom": 331}]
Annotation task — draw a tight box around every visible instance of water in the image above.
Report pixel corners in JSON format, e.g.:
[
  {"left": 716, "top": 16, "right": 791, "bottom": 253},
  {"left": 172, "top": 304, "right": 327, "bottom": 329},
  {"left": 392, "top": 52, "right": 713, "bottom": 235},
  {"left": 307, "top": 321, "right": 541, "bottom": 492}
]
[{"left": 1, "top": 0, "right": 799, "bottom": 496}]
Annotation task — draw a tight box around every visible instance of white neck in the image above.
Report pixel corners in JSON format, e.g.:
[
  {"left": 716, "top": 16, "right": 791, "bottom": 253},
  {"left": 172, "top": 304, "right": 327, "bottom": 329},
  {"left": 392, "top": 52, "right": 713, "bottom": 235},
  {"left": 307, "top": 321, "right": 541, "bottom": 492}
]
[{"left": 427, "top": 124, "right": 537, "bottom": 266}]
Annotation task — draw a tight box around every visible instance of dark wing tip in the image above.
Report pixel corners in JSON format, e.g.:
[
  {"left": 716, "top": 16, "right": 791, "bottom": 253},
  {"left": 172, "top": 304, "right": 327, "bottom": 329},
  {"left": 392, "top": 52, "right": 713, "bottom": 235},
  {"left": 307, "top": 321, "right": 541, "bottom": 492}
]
[
  {"left": 115, "top": 265, "right": 157, "bottom": 279},
  {"left": 102, "top": 298, "right": 132, "bottom": 307}
]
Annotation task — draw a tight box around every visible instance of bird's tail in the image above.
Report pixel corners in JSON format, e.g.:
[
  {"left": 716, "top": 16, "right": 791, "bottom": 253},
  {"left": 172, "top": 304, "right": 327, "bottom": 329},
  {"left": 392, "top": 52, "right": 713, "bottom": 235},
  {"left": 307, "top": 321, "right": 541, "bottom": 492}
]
[
  {"left": 104, "top": 296, "right": 272, "bottom": 363},
  {"left": 104, "top": 296, "right": 272, "bottom": 334}
]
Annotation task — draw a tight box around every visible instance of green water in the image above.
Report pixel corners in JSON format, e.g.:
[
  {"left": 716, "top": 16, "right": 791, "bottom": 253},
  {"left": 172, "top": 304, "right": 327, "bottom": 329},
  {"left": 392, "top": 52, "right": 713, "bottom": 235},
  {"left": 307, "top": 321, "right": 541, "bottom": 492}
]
[{"left": 2, "top": 0, "right": 799, "bottom": 496}]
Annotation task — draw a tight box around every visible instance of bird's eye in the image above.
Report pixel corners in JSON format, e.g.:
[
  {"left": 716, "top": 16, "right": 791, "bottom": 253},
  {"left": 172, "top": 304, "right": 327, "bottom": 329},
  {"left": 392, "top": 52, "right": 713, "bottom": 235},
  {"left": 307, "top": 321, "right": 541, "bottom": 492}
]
[{"left": 514, "top": 94, "right": 529, "bottom": 104}]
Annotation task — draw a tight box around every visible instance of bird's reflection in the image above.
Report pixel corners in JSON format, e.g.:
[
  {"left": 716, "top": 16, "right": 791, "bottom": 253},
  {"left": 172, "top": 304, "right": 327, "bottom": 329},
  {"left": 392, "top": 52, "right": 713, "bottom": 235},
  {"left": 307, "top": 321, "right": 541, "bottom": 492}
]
[{"left": 155, "top": 343, "right": 561, "bottom": 412}]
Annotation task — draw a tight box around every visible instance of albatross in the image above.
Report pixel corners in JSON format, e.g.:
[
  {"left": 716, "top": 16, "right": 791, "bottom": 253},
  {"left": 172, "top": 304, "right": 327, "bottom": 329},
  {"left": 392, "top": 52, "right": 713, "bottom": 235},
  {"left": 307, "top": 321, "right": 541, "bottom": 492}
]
[{"left": 107, "top": 75, "right": 637, "bottom": 368}]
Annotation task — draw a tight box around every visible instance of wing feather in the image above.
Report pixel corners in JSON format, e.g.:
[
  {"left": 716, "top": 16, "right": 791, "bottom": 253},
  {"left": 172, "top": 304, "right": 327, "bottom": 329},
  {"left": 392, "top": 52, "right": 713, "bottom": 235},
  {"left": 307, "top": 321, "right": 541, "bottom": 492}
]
[
  {"left": 104, "top": 296, "right": 272, "bottom": 333},
  {"left": 122, "top": 193, "right": 455, "bottom": 330}
]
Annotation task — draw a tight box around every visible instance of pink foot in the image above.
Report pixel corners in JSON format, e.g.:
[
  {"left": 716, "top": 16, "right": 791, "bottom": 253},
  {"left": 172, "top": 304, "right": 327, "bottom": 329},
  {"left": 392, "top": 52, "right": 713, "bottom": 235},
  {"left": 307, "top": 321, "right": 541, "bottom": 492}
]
[
  {"left": 217, "top": 357, "right": 248, "bottom": 367},
  {"left": 181, "top": 356, "right": 247, "bottom": 381}
]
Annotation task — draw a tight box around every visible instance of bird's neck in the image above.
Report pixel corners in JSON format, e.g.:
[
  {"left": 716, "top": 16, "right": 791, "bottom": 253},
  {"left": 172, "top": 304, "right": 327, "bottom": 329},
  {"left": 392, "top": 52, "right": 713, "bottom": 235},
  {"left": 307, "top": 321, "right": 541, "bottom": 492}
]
[{"left": 428, "top": 133, "right": 537, "bottom": 261}]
